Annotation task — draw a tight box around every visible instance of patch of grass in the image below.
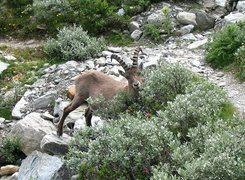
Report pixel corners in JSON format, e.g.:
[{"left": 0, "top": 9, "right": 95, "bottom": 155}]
[
  {"left": 105, "top": 31, "right": 133, "bottom": 46},
  {"left": 219, "top": 102, "right": 236, "bottom": 121},
  {"left": 0, "top": 47, "right": 47, "bottom": 90}
]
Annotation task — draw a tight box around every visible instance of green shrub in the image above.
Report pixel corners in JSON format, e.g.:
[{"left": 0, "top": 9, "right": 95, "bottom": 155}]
[
  {"left": 4, "top": 0, "right": 32, "bottom": 8},
  {"left": 162, "top": 5, "right": 172, "bottom": 35},
  {"left": 157, "top": 80, "right": 233, "bottom": 140},
  {"left": 66, "top": 114, "right": 174, "bottom": 179},
  {"left": 0, "top": 136, "right": 25, "bottom": 166},
  {"left": 44, "top": 25, "right": 105, "bottom": 61},
  {"left": 234, "top": 45, "right": 245, "bottom": 81},
  {"left": 205, "top": 21, "right": 245, "bottom": 68},
  {"left": 137, "top": 62, "right": 197, "bottom": 114},
  {"left": 144, "top": 24, "right": 161, "bottom": 42}
]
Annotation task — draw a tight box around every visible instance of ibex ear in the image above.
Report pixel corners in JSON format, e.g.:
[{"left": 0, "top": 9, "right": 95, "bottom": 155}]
[{"left": 118, "top": 70, "right": 126, "bottom": 77}]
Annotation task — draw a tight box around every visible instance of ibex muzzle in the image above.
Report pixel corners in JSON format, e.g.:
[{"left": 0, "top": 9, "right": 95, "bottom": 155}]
[{"left": 57, "top": 47, "right": 144, "bottom": 136}]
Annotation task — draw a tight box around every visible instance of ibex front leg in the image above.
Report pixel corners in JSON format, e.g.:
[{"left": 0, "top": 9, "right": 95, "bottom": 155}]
[{"left": 57, "top": 96, "right": 85, "bottom": 136}]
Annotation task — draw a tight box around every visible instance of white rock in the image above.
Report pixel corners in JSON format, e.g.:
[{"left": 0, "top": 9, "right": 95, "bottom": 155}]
[
  {"left": 107, "top": 47, "right": 122, "bottom": 53},
  {"left": 147, "top": 12, "right": 164, "bottom": 24},
  {"left": 237, "top": 1, "right": 245, "bottom": 12},
  {"left": 181, "top": 33, "right": 197, "bottom": 41},
  {"left": 129, "top": 21, "right": 140, "bottom": 32},
  {"left": 40, "top": 133, "right": 71, "bottom": 155},
  {"left": 102, "top": 50, "right": 113, "bottom": 57},
  {"left": 130, "top": 29, "right": 143, "bottom": 40},
  {"left": 224, "top": 12, "right": 245, "bottom": 24},
  {"left": 178, "top": 24, "right": 195, "bottom": 35},
  {"left": 0, "top": 61, "right": 9, "bottom": 74},
  {"left": 177, "top": 12, "right": 197, "bottom": 25},
  {"left": 9, "top": 112, "right": 56, "bottom": 155},
  {"left": 215, "top": 0, "right": 226, "bottom": 7},
  {"left": 65, "top": 61, "right": 79, "bottom": 67},
  {"left": 74, "top": 115, "right": 104, "bottom": 131},
  {"left": 4, "top": 55, "right": 16, "bottom": 61},
  {"left": 187, "top": 38, "right": 208, "bottom": 49},
  {"left": 12, "top": 97, "right": 28, "bottom": 119}
]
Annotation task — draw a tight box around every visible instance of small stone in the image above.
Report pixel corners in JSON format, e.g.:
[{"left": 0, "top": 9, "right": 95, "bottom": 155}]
[
  {"left": 187, "top": 38, "right": 208, "bottom": 49},
  {"left": 218, "top": 82, "right": 226, "bottom": 87},
  {"left": 41, "top": 111, "right": 55, "bottom": 121},
  {"left": 4, "top": 55, "right": 16, "bottom": 61},
  {"left": 102, "top": 51, "right": 113, "bottom": 57},
  {"left": 216, "top": 72, "right": 224, "bottom": 77},
  {"left": 129, "top": 21, "right": 140, "bottom": 32},
  {"left": 130, "top": 29, "right": 143, "bottom": 40},
  {"left": 107, "top": 47, "right": 122, "bottom": 53}
]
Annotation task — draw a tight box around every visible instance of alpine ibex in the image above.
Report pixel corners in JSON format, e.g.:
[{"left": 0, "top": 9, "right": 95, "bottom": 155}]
[{"left": 57, "top": 47, "right": 144, "bottom": 136}]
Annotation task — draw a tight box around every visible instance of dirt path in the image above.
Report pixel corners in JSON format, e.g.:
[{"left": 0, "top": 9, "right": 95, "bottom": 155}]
[{"left": 0, "top": 38, "right": 43, "bottom": 48}]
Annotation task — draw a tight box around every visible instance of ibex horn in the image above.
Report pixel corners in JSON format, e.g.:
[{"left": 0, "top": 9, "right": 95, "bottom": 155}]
[
  {"left": 111, "top": 54, "right": 130, "bottom": 71},
  {"left": 131, "top": 47, "right": 143, "bottom": 68}
]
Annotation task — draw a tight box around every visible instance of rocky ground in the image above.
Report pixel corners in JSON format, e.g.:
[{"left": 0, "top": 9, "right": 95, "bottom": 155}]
[{"left": 0, "top": 0, "right": 244, "bottom": 179}]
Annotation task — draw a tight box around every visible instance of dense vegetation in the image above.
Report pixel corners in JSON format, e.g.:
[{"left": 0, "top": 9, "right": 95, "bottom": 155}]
[
  {"left": 206, "top": 21, "right": 245, "bottom": 81},
  {"left": 66, "top": 62, "right": 244, "bottom": 179},
  {"left": 0, "top": 0, "right": 244, "bottom": 179}
]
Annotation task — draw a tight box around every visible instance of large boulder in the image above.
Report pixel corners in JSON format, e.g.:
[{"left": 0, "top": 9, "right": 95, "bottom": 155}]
[
  {"left": 224, "top": 12, "right": 245, "bottom": 23},
  {"left": 9, "top": 113, "right": 56, "bottom": 155},
  {"left": 18, "top": 151, "right": 70, "bottom": 180},
  {"left": 190, "top": 9, "right": 216, "bottom": 30},
  {"left": 40, "top": 134, "right": 71, "bottom": 155},
  {"left": 177, "top": 12, "right": 197, "bottom": 26}
]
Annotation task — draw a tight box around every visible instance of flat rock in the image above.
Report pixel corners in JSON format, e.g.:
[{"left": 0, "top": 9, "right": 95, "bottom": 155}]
[
  {"left": 107, "top": 47, "right": 122, "bottom": 53},
  {"left": 40, "top": 134, "right": 71, "bottom": 155},
  {"left": 9, "top": 112, "right": 56, "bottom": 155},
  {"left": 3, "top": 55, "right": 16, "bottom": 61},
  {"left": 18, "top": 151, "right": 70, "bottom": 180},
  {"left": 0, "top": 61, "right": 9, "bottom": 74},
  {"left": 187, "top": 38, "right": 208, "bottom": 49}
]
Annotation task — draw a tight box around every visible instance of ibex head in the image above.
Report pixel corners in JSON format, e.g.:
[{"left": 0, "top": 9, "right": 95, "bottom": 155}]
[{"left": 111, "top": 47, "right": 143, "bottom": 92}]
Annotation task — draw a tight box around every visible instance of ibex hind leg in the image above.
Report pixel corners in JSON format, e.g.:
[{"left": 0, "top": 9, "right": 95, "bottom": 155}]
[
  {"left": 57, "top": 96, "right": 85, "bottom": 136},
  {"left": 85, "top": 106, "right": 93, "bottom": 127}
]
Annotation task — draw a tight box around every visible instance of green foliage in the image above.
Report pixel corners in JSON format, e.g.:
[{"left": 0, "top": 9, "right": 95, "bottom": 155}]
[
  {"left": 0, "top": 136, "right": 24, "bottom": 166},
  {"left": 144, "top": 24, "right": 161, "bottom": 42},
  {"left": 234, "top": 45, "right": 245, "bottom": 81},
  {"left": 157, "top": 80, "right": 233, "bottom": 139},
  {"left": 66, "top": 114, "right": 174, "bottom": 179},
  {"left": 206, "top": 21, "right": 245, "bottom": 68},
  {"left": 137, "top": 62, "right": 197, "bottom": 114},
  {"left": 4, "top": 0, "right": 33, "bottom": 8},
  {"left": 44, "top": 25, "right": 105, "bottom": 61},
  {"left": 66, "top": 61, "right": 242, "bottom": 179},
  {"left": 162, "top": 5, "right": 172, "bottom": 35}
]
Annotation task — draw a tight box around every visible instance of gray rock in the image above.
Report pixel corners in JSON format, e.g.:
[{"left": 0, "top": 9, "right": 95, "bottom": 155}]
[
  {"left": 95, "top": 57, "right": 106, "bottom": 66},
  {"left": 9, "top": 112, "right": 56, "bottom": 155},
  {"left": 237, "top": 1, "right": 245, "bottom": 12},
  {"left": 203, "top": 0, "right": 216, "bottom": 9},
  {"left": 18, "top": 151, "right": 70, "bottom": 180},
  {"left": 33, "top": 91, "right": 57, "bottom": 110},
  {"left": 181, "top": 33, "right": 197, "bottom": 41},
  {"left": 187, "top": 38, "right": 208, "bottom": 49},
  {"left": 129, "top": 21, "right": 140, "bottom": 32},
  {"left": 224, "top": 12, "right": 245, "bottom": 23},
  {"left": 147, "top": 12, "right": 164, "bottom": 24},
  {"left": 11, "top": 97, "right": 28, "bottom": 119},
  {"left": 177, "top": 12, "right": 197, "bottom": 25},
  {"left": 107, "top": 47, "right": 122, "bottom": 53},
  {"left": 216, "top": 0, "right": 226, "bottom": 7},
  {"left": 102, "top": 50, "right": 113, "bottom": 57},
  {"left": 0, "top": 61, "right": 9, "bottom": 74},
  {"left": 130, "top": 29, "right": 143, "bottom": 40},
  {"left": 178, "top": 24, "right": 195, "bottom": 35},
  {"left": 41, "top": 111, "right": 55, "bottom": 121},
  {"left": 74, "top": 116, "right": 104, "bottom": 132},
  {"left": 40, "top": 134, "right": 71, "bottom": 155},
  {"left": 65, "top": 61, "right": 79, "bottom": 67},
  {"left": 190, "top": 9, "right": 215, "bottom": 30},
  {"left": 4, "top": 55, "right": 16, "bottom": 61}
]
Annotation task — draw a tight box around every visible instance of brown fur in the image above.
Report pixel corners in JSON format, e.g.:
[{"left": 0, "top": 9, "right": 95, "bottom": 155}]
[{"left": 57, "top": 48, "right": 143, "bottom": 136}]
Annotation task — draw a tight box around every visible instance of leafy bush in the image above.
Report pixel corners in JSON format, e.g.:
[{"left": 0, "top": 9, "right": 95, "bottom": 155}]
[
  {"left": 205, "top": 21, "right": 245, "bottom": 68},
  {"left": 66, "top": 114, "right": 174, "bottom": 179},
  {"left": 0, "top": 136, "right": 25, "bottom": 166},
  {"left": 44, "top": 25, "right": 105, "bottom": 61},
  {"left": 4, "top": 0, "right": 32, "bottom": 8},
  {"left": 157, "top": 80, "right": 233, "bottom": 140},
  {"left": 144, "top": 24, "right": 161, "bottom": 42},
  {"left": 137, "top": 62, "right": 197, "bottom": 114},
  {"left": 234, "top": 45, "right": 245, "bottom": 81}
]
